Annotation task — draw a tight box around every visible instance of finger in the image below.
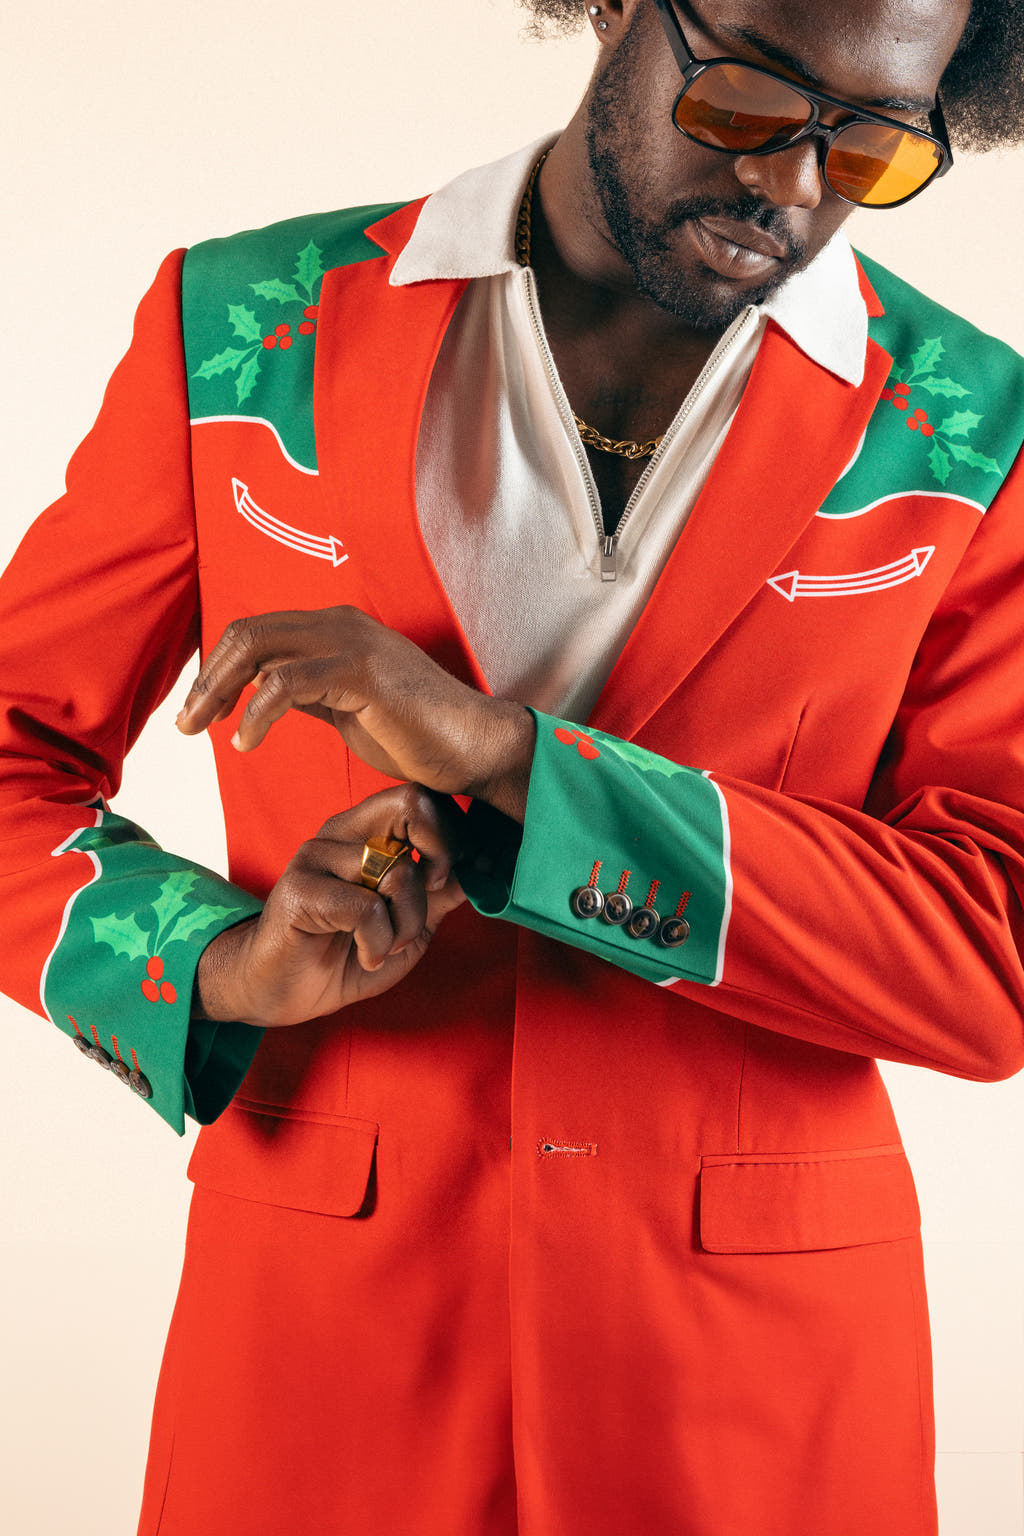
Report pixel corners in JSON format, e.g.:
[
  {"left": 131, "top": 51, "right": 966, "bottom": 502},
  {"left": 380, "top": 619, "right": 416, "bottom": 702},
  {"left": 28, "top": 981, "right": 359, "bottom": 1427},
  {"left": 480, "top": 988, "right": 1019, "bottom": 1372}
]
[
  {"left": 424, "top": 874, "right": 466, "bottom": 929},
  {"left": 290, "top": 834, "right": 429, "bottom": 965},
  {"left": 177, "top": 612, "right": 339, "bottom": 736},
  {"left": 318, "top": 785, "right": 466, "bottom": 892},
  {"left": 231, "top": 656, "right": 363, "bottom": 753},
  {"left": 369, "top": 856, "right": 429, "bottom": 952},
  {"left": 270, "top": 861, "right": 398, "bottom": 972}
]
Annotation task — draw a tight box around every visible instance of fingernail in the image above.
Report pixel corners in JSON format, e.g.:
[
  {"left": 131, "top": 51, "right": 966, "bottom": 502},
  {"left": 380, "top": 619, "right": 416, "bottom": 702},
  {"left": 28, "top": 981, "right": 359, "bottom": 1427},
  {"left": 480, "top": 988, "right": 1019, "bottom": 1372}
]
[{"left": 231, "top": 731, "right": 242, "bottom": 750}]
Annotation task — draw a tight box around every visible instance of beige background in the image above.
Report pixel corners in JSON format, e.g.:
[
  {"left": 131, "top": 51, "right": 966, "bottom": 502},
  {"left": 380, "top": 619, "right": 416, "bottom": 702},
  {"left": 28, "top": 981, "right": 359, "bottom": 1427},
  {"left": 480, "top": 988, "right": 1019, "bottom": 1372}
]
[{"left": 3, "top": 2, "right": 1023, "bottom": 1530}]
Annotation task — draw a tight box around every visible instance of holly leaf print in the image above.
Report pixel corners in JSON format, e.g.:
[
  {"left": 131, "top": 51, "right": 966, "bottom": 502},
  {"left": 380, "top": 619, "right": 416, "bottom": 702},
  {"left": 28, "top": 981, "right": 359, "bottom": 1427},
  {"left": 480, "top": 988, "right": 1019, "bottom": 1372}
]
[
  {"left": 236, "top": 353, "right": 261, "bottom": 405},
  {"left": 193, "top": 346, "right": 251, "bottom": 379},
  {"left": 163, "top": 900, "right": 253, "bottom": 949},
  {"left": 928, "top": 442, "right": 952, "bottom": 486},
  {"left": 90, "top": 911, "right": 153, "bottom": 963},
  {"left": 914, "top": 376, "right": 970, "bottom": 400},
  {"left": 228, "top": 304, "right": 262, "bottom": 344},
  {"left": 909, "top": 337, "right": 944, "bottom": 378},
  {"left": 250, "top": 278, "right": 301, "bottom": 305},
  {"left": 601, "top": 737, "right": 688, "bottom": 779},
  {"left": 151, "top": 870, "right": 201, "bottom": 949},
  {"left": 294, "top": 240, "right": 326, "bottom": 302},
  {"left": 936, "top": 409, "right": 983, "bottom": 440},
  {"left": 946, "top": 441, "right": 1002, "bottom": 476},
  {"left": 887, "top": 364, "right": 906, "bottom": 384}
]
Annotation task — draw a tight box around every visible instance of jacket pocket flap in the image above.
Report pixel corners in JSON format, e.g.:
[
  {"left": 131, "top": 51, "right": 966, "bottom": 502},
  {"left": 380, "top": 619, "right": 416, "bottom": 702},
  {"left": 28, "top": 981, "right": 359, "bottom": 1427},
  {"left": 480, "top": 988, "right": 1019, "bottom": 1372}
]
[
  {"left": 187, "top": 1098, "right": 379, "bottom": 1218},
  {"left": 699, "top": 1144, "right": 920, "bottom": 1254}
]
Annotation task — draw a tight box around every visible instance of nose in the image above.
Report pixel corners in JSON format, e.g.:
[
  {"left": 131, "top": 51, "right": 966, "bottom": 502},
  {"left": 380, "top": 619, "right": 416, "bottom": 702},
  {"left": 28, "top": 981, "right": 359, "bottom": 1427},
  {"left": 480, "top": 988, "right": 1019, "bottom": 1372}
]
[{"left": 732, "top": 137, "right": 824, "bottom": 211}]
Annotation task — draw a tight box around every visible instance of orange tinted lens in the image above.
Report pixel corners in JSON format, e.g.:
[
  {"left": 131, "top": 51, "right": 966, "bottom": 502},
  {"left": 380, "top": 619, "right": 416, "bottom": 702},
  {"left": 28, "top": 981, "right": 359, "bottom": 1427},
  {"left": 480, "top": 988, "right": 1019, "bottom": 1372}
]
[
  {"left": 674, "top": 63, "right": 810, "bottom": 151},
  {"left": 825, "top": 123, "right": 942, "bottom": 205}
]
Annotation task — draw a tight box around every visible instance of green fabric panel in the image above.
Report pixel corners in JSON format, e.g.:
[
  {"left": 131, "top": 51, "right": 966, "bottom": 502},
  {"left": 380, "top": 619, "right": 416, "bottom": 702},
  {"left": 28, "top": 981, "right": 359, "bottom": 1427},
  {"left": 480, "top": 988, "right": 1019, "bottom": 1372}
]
[
  {"left": 44, "top": 811, "right": 264, "bottom": 1134},
  {"left": 818, "top": 253, "right": 1024, "bottom": 517},
  {"left": 460, "top": 712, "right": 730, "bottom": 987},
  {"left": 183, "top": 203, "right": 405, "bottom": 471}
]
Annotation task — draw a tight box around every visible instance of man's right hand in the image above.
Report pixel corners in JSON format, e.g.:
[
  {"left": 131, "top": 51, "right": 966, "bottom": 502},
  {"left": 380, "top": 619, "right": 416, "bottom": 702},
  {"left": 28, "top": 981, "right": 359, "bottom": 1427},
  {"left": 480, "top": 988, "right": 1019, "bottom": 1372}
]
[{"left": 193, "top": 784, "right": 465, "bottom": 1028}]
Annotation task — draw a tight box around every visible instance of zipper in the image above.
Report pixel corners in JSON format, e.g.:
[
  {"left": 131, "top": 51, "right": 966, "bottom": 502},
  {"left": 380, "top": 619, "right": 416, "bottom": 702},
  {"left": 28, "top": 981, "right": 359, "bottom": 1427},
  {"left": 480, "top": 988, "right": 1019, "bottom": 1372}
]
[
  {"left": 521, "top": 270, "right": 758, "bottom": 581},
  {"left": 521, "top": 266, "right": 606, "bottom": 567}
]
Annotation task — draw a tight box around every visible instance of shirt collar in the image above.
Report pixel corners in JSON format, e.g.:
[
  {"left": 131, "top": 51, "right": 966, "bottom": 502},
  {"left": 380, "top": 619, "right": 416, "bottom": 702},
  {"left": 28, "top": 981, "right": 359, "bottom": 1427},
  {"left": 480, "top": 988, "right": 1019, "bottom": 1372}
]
[{"left": 389, "top": 134, "right": 867, "bottom": 387}]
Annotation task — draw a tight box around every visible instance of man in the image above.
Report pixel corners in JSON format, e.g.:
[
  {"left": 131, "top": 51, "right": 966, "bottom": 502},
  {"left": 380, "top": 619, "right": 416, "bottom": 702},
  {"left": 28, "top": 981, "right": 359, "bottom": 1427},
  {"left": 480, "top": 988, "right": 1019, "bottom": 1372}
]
[{"left": 3, "top": 0, "right": 1024, "bottom": 1531}]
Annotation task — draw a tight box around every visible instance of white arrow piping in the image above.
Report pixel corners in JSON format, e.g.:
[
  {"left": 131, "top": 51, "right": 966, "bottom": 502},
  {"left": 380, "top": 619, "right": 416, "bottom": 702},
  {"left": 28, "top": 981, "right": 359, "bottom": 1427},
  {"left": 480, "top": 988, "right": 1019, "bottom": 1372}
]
[
  {"left": 768, "top": 546, "right": 934, "bottom": 602},
  {"left": 232, "top": 479, "right": 348, "bottom": 567}
]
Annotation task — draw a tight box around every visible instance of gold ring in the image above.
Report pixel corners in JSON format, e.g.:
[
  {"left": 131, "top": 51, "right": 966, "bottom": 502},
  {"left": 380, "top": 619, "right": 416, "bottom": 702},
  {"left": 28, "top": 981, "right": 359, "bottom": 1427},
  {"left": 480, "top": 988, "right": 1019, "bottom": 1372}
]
[{"left": 359, "top": 837, "right": 412, "bottom": 891}]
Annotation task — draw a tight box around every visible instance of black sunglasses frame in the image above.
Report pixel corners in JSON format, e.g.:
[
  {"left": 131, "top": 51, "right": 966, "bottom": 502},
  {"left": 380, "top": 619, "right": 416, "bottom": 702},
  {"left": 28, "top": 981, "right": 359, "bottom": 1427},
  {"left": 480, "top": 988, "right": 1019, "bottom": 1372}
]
[{"left": 651, "top": 0, "right": 953, "bottom": 209}]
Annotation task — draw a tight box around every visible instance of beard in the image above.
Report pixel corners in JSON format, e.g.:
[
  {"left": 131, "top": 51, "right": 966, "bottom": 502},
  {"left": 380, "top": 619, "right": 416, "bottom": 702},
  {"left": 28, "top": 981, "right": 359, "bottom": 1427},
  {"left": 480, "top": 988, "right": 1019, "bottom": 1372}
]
[{"left": 584, "top": 20, "right": 810, "bottom": 332}]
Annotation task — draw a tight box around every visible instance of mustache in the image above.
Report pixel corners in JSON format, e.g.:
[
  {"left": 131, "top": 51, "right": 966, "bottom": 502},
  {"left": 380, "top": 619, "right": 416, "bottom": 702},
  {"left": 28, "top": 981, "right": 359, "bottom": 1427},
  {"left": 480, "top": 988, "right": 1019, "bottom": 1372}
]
[{"left": 664, "top": 195, "right": 806, "bottom": 263}]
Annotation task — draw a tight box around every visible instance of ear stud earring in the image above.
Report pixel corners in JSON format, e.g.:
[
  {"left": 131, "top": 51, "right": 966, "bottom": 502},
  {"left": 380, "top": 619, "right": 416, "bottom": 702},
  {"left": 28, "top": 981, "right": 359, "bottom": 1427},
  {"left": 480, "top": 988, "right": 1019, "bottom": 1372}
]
[{"left": 589, "top": 4, "right": 609, "bottom": 25}]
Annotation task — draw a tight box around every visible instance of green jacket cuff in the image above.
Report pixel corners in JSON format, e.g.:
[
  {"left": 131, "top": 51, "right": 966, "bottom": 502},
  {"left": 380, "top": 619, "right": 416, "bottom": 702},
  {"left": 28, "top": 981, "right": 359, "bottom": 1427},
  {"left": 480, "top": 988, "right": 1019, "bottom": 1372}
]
[
  {"left": 44, "top": 810, "right": 264, "bottom": 1134},
  {"left": 460, "top": 710, "right": 732, "bottom": 988}
]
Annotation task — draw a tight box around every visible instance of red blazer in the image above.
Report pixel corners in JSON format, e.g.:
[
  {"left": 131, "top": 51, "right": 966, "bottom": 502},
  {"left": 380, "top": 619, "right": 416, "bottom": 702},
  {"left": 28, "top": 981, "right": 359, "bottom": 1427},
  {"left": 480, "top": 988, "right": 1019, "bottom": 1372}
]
[{"left": 2, "top": 196, "right": 1024, "bottom": 1536}]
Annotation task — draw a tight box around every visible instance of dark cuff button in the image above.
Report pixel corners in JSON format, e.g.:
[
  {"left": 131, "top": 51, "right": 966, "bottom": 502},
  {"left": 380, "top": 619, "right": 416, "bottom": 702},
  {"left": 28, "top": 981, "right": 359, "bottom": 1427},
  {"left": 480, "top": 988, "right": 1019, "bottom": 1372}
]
[
  {"left": 572, "top": 885, "right": 605, "bottom": 919},
  {"left": 73, "top": 1034, "right": 94, "bottom": 1059},
  {"left": 88, "top": 1044, "right": 113, "bottom": 1069},
  {"left": 602, "top": 891, "right": 633, "bottom": 925},
  {"left": 129, "top": 1070, "right": 153, "bottom": 1100},
  {"left": 110, "top": 1060, "right": 132, "bottom": 1087},
  {"left": 658, "top": 916, "right": 690, "bottom": 948},
  {"left": 626, "top": 906, "right": 660, "bottom": 940}
]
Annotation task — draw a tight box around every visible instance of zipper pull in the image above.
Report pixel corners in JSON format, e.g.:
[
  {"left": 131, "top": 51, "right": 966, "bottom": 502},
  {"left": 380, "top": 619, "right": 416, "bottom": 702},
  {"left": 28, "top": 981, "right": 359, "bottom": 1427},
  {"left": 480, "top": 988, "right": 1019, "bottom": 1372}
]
[{"left": 601, "top": 534, "right": 618, "bottom": 583}]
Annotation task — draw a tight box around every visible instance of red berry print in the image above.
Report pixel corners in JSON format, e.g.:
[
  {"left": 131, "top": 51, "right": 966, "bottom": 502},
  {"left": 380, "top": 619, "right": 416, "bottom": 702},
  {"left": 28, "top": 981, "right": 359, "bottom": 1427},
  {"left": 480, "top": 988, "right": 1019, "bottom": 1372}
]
[
  {"left": 304, "top": 305, "right": 319, "bottom": 319},
  {"left": 884, "top": 380, "right": 913, "bottom": 413},
  {"left": 275, "top": 323, "right": 291, "bottom": 336},
  {"left": 160, "top": 981, "right": 177, "bottom": 1005},
  {"left": 553, "top": 725, "right": 601, "bottom": 760},
  {"left": 141, "top": 978, "right": 159, "bottom": 1003},
  {"left": 907, "top": 416, "right": 919, "bottom": 430},
  {"left": 920, "top": 424, "right": 934, "bottom": 437},
  {"left": 298, "top": 322, "right": 315, "bottom": 335},
  {"left": 146, "top": 956, "right": 164, "bottom": 980},
  {"left": 279, "top": 336, "right": 293, "bottom": 350},
  {"left": 262, "top": 335, "right": 277, "bottom": 350}
]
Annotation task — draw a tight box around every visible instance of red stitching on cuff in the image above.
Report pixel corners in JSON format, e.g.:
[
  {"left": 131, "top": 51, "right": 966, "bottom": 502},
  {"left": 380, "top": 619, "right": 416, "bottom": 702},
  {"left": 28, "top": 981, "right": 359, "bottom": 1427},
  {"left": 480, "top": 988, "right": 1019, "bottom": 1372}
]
[
  {"left": 588, "top": 859, "right": 603, "bottom": 888},
  {"left": 675, "top": 891, "right": 692, "bottom": 918},
  {"left": 616, "top": 869, "right": 631, "bottom": 894},
  {"left": 644, "top": 879, "right": 661, "bottom": 909}
]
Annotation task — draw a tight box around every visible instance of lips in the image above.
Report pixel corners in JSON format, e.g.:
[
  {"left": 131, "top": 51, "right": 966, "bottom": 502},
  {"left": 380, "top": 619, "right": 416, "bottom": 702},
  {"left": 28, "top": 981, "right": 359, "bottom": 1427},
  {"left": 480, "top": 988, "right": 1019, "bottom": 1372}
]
[{"left": 689, "top": 216, "right": 791, "bottom": 282}]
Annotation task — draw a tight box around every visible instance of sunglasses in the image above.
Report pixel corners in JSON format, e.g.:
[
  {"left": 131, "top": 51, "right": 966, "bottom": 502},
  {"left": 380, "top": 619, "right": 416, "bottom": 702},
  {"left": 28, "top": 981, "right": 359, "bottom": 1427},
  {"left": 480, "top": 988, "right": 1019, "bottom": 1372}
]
[{"left": 652, "top": 0, "right": 953, "bottom": 208}]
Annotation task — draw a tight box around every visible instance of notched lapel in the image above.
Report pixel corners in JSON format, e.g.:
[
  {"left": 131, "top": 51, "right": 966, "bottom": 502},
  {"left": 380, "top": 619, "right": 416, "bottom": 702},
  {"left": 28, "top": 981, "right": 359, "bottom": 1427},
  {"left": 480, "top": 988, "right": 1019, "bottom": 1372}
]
[{"left": 590, "top": 323, "right": 893, "bottom": 741}]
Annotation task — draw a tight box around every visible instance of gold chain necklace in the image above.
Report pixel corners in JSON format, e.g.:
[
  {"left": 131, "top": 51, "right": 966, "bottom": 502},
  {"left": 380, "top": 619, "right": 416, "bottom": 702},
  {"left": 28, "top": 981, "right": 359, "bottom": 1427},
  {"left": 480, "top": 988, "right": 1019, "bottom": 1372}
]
[{"left": 515, "top": 154, "right": 664, "bottom": 462}]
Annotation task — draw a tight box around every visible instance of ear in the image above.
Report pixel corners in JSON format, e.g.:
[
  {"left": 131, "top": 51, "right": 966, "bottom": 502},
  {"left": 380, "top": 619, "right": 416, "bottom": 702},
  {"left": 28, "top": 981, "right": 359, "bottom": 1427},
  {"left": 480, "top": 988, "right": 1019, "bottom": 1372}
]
[{"left": 585, "top": 0, "right": 640, "bottom": 44}]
